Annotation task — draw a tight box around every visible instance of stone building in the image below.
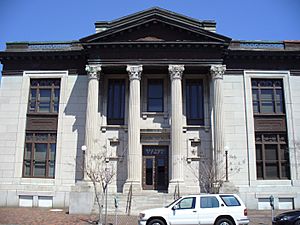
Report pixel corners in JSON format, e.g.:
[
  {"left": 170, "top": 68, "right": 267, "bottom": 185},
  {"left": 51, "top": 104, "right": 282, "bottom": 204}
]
[{"left": 0, "top": 8, "right": 300, "bottom": 213}]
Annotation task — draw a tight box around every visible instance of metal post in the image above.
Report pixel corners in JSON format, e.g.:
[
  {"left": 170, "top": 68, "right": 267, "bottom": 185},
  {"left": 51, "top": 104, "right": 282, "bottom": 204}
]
[
  {"left": 115, "top": 207, "right": 117, "bottom": 225},
  {"left": 104, "top": 185, "right": 108, "bottom": 225},
  {"left": 115, "top": 196, "right": 118, "bottom": 225},
  {"left": 81, "top": 145, "right": 87, "bottom": 180},
  {"left": 225, "top": 150, "right": 228, "bottom": 182},
  {"left": 104, "top": 164, "right": 109, "bottom": 225},
  {"left": 270, "top": 195, "right": 274, "bottom": 222}
]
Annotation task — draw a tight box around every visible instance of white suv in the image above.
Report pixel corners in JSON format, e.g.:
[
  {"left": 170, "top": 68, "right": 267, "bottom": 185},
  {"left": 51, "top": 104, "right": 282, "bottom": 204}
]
[{"left": 138, "top": 194, "right": 249, "bottom": 225}]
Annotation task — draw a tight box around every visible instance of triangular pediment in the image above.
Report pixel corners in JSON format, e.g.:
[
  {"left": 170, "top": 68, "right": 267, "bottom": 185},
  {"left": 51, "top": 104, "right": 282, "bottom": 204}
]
[{"left": 80, "top": 8, "right": 231, "bottom": 44}]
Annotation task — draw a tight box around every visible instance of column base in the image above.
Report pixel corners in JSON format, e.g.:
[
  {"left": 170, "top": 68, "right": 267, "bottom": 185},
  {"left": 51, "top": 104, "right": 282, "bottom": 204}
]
[
  {"left": 123, "top": 181, "right": 142, "bottom": 194},
  {"left": 168, "top": 180, "right": 186, "bottom": 197}
]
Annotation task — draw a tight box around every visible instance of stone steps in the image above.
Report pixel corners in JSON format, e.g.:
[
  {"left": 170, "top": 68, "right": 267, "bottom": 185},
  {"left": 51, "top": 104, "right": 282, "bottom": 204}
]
[{"left": 92, "top": 191, "right": 176, "bottom": 215}]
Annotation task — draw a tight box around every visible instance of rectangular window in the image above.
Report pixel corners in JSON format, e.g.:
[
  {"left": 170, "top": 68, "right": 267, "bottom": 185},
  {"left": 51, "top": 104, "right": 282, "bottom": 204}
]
[
  {"left": 186, "top": 80, "right": 204, "bottom": 125},
  {"left": 200, "top": 196, "right": 219, "bottom": 208},
  {"left": 28, "top": 79, "right": 61, "bottom": 113},
  {"left": 23, "top": 133, "right": 57, "bottom": 178},
  {"left": 107, "top": 79, "right": 125, "bottom": 125},
  {"left": 251, "top": 78, "right": 290, "bottom": 180},
  {"left": 147, "top": 79, "right": 164, "bottom": 112},
  {"left": 220, "top": 195, "right": 241, "bottom": 206},
  {"left": 255, "top": 133, "right": 290, "bottom": 179},
  {"left": 176, "top": 197, "right": 196, "bottom": 209},
  {"left": 251, "top": 79, "right": 285, "bottom": 114}
]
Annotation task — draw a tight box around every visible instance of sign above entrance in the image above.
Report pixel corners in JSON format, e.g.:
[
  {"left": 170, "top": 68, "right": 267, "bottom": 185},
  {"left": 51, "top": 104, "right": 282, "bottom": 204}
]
[{"left": 143, "top": 147, "right": 168, "bottom": 156}]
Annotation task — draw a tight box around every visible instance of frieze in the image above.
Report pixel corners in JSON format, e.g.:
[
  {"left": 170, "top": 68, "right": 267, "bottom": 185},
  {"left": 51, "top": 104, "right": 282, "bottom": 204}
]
[{"left": 140, "top": 133, "right": 170, "bottom": 142}]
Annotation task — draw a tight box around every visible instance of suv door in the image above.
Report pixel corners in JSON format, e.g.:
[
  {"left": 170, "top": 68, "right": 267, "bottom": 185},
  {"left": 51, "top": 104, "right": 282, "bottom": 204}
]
[
  {"left": 198, "top": 196, "right": 222, "bottom": 224},
  {"left": 168, "top": 197, "right": 198, "bottom": 225}
]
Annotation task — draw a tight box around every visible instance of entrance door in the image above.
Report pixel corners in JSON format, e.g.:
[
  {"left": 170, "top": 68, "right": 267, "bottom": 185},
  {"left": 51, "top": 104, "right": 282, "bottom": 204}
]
[{"left": 142, "top": 146, "right": 168, "bottom": 190}]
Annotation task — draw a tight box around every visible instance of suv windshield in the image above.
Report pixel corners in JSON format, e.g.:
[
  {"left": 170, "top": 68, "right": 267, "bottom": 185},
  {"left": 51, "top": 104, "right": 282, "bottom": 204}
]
[
  {"left": 165, "top": 197, "right": 182, "bottom": 208},
  {"left": 220, "top": 195, "right": 241, "bottom": 206}
]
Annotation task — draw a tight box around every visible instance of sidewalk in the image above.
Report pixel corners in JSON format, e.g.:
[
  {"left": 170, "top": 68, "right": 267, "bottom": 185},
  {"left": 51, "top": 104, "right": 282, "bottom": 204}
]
[{"left": 0, "top": 207, "right": 276, "bottom": 225}]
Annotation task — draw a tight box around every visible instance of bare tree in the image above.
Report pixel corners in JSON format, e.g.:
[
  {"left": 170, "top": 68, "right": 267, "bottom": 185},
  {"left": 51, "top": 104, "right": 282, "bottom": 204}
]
[
  {"left": 187, "top": 157, "right": 223, "bottom": 194},
  {"left": 187, "top": 153, "right": 245, "bottom": 194},
  {"left": 85, "top": 152, "right": 116, "bottom": 225}
]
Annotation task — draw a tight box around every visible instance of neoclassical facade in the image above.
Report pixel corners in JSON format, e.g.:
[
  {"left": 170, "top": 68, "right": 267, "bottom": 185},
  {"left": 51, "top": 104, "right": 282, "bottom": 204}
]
[{"left": 0, "top": 8, "right": 300, "bottom": 213}]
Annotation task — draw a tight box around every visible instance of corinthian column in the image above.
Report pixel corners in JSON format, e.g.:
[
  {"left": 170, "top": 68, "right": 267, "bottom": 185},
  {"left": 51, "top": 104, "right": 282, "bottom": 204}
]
[
  {"left": 168, "top": 65, "right": 185, "bottom": 192},
  {"left": 210, "top": 65, "right": 226, "bottom": 182},
  {"left": 124, "top": 65, "right": 143, "bottom": 192},
  {"left": 84, "top": 64, "right": 101, "bottom": 180}
]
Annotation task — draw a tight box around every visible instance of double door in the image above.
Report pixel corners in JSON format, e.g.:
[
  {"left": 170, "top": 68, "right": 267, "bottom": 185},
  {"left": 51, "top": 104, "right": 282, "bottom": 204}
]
[{"left": 142, "top": 146, "right": 168, "bottom": 190}]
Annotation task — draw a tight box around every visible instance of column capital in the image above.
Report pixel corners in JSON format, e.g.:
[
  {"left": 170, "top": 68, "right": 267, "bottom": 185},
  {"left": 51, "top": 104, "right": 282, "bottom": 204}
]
[
  {"left": 127, "top": 65, "right": 143, "bottom": 80},
  {"left": 210, "top": 65, "right": 226, "bottom": 80},
  {"left": 85, "top": 64, "right": 102, "bottom": 80},
  {"left": 169, "top": 65, "right": 184, "bottom": 80}
]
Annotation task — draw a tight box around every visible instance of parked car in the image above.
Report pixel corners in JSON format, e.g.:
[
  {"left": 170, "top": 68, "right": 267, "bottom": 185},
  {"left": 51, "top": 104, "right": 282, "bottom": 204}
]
[
  {"left": 138, "top": 194, "right": 249, "bottom": 225},
  {"left": 273, "top": 210, "right": 300, "bottom": 225}
]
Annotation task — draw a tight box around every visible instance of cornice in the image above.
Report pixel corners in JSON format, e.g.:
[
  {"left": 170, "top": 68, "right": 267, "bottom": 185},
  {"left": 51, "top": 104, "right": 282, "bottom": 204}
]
[
  {"left": 83, "top": 41, "right": 228, "bottom": 47},
  {"left": 0, "top": 51, "right": 85, "bottom": 61},
  {"left": 81, "top": 12, "right": 231, "bottom": 44},
  {"left": 226, "top": 50, "right": 300, "bottom": 61},
  {"left": 290, "top": 70, "right": 300, "bottom": 76}
]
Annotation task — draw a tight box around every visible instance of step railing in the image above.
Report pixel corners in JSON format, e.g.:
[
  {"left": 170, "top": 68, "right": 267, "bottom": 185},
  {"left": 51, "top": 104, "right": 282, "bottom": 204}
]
[
  {"left": 125, "top": 183, "right": 133, "bottom": 215},
  {"left": 174, "top": 182, "right": 180, "bottom": 200}
]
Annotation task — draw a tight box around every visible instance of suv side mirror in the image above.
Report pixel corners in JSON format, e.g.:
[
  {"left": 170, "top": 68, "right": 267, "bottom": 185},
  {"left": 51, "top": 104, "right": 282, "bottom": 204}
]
[{"left": 172, "top": 205, "right": 179, "bottom": 210}]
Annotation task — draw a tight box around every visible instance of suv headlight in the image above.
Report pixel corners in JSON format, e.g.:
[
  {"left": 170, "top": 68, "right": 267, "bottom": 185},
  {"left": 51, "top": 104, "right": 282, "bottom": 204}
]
[
  {"left": 279, "top": 216, "right": 290, "bottom": 221},
  {"left": 139, "top": 213, "right": 146, "bottom": 220}
]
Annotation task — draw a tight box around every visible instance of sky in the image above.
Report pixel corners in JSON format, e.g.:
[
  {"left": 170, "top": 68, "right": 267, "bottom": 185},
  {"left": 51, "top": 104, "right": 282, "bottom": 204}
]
[{"left": 0, "top": 0, "right": 300, "bottom": 76}]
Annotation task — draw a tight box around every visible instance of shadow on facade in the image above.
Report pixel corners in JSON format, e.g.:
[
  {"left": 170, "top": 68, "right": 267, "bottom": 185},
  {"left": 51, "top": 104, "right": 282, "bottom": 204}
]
[{"left": 63, "top": 75, "right": 87, "bottom": 181}]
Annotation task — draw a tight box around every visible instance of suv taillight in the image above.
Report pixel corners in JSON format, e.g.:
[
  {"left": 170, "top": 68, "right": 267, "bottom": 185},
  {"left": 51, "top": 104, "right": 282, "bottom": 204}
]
[{"left": 244, "top": 208, "right": 248, "bottom": 216}]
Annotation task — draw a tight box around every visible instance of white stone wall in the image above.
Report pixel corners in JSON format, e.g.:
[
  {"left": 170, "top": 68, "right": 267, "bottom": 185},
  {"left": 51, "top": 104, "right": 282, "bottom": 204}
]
[
  {"left": 0, "top": 76, "right": 23, "bottom": 206},
  {"left": 288, "top": 74, "right": 300, "bottom": 183},
  {"left": 54, "top": 73, "right": 87, "bottom": 207},
  {"left": 58, "top": 74, "right": 87, "bottom": 184},
  {"left": 0, "top": 72, "right": 87, "bottom": 208},
  {"left": 223, "top": 74, "right": 249, "bottom": 186},
  {"left": 223, "top": 71, "right": 300, "bottom": 210},
  {"left": 2, "top": 70, "right": 300, "bottom": 210}
]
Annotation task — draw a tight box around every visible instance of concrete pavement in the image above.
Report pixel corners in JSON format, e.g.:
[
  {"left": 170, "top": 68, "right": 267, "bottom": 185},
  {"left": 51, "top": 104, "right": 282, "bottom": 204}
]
[{"left": 0, "top": 207, "right": 278, "bottom": 225}]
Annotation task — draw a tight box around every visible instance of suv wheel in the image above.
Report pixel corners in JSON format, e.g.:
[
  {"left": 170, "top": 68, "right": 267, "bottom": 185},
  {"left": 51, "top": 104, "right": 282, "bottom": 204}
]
[
  {"left": 148, "top": 218, "right": 165, "bottom": 225},
  {"left": 216, "top": 218, "right": 234, "bottom": 225},
  {"left": 294, "top": 220, "right": 300, "bottom": 225}
]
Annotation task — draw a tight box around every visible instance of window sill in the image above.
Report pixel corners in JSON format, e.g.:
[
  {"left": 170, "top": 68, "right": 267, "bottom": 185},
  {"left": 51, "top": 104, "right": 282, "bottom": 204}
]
[
  {"left": 101, "top": 125, "right": 127, "bottom": 132},
  {"left": 20, "top": 177, "right": 55, "bottom": 185},
  {"left": 27, "top": 112, "right": 59, "bottom": 117},
  {"left": 252, "top": 179, "right": 292, "bottom": 187},
  {"left": 17, "top": 190, "right": 55, "bottom": 196},
  {"left": 141, "top": 112, "right": 169, "bottom": 120},
  {"left": 183, "top": 125, "right": 210, "bottom": 132},
  {"left": 254, "top": 113, "right": 286, "bottom": 116}
]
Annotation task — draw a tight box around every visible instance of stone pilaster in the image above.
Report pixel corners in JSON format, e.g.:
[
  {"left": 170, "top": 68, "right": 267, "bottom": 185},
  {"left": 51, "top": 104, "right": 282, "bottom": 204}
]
[
  {"left": 123, "top": 65, "right": 143, "bottom": 192},
  {"left": 210, "top": 65, "right": 226, "bottom": 182},
  {"left": 84, "top": 64, "right": 101, "bottom": 180},
  {"left": 168, "top": 65, "right": 185, "bottom": 193}
]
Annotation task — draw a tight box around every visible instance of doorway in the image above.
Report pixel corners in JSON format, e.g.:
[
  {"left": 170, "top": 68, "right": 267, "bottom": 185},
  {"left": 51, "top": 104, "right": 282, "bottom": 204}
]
[{"left": 142, "top": 146, "right": 168, "bottom": 190}]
